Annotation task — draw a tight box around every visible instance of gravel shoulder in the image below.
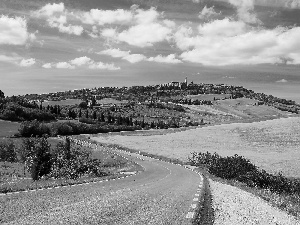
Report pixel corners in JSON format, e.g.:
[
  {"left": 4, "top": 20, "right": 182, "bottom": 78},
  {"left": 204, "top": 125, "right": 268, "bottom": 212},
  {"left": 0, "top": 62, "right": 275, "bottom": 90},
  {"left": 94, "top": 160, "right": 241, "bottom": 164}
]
[{"left": 209, "top": 179, "right": 300, "bottom": 225}]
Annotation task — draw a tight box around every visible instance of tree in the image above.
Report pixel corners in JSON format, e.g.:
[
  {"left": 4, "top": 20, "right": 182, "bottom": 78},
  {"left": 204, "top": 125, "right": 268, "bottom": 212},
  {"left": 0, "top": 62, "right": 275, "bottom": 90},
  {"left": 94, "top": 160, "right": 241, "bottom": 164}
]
[
  {"left": 24, "top": 136, "right": 52, "bottom": 180},
  {"left": 93, "top": 111, "right": 97, "bottom": 120},
  {"left": 0, "top": 90, "right": 4, "bottom": 98},
  {"left": 78, "top": 109, "right": 82, "bottom": 118}
]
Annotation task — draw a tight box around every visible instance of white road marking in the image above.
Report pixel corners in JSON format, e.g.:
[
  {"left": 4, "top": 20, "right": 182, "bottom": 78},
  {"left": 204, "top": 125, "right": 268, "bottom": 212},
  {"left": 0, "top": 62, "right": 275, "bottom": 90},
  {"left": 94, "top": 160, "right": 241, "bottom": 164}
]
[
  {"left": 186, "top": 212, "right": 195, "bottom": 219},
  {"left": 195, "top": 194, "right": 200, "bottom": 197},
  {"left": 191, "top": 204, "right": 197, "bottom": 209},
  {"left": 193, "top": 198, "right": 199, "bottom": 201}
]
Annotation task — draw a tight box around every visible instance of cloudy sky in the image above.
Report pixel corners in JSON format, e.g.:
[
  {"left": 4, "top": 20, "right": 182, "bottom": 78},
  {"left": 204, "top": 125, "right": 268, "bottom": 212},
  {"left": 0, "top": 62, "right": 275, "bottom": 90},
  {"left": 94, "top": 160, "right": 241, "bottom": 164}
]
[{"left": 1, "top": 0, "right": 300, "bottom": 98}]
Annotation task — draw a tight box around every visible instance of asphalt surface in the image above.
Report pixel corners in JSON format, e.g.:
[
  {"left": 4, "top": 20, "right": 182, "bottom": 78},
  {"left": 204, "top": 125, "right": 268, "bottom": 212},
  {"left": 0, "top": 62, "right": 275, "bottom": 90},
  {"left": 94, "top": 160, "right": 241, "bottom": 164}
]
[{"left": 1, "top": 151, "right": 203, "bottom": 225}]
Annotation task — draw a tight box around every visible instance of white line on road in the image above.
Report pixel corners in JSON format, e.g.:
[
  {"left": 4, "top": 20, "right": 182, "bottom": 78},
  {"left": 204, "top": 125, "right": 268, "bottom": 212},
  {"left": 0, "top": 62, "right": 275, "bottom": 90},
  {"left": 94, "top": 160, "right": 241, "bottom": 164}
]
[
  {"left": 193, "top": 198, "right": 199, "bottom": 201},
  {"left": 191, "top": 204, "right": 197, "bottom": 209},
  {"left": 186, "top": 212, "right": 195, "bottom": 219}
]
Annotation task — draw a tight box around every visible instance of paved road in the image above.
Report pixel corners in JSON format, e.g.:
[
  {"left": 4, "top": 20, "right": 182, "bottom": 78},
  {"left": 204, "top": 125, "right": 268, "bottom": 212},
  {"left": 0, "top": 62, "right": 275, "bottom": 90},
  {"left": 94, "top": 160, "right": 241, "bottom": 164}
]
[{"left": 1, "top": 151, "right": 203, "bottom": 225}]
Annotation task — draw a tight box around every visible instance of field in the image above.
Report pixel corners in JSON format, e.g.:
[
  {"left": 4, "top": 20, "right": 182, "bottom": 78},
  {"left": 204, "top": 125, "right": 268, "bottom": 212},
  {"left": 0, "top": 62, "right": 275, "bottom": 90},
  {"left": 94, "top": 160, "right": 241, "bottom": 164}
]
[
  {"left": 0, "top": 120, "right": 20, "bottom": 138},
  {"left": 187, "top": 94, "right": 232, "bottom": 101},
  {"left": 91, "top": 116, "right": 300, "bottom": 178},
  {"left": 44, "top": 99, "right": 82, "bottom": 106},
  {"left": 0, "top": 137, "right": 141, "bottom": 193}
]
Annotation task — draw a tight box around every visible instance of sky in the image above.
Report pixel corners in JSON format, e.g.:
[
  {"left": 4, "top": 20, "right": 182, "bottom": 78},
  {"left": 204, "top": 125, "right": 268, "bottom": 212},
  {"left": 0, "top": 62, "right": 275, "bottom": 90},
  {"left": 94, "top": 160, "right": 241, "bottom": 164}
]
[{"left": 0, "top": 0, "right": 300, "bottom": 101}]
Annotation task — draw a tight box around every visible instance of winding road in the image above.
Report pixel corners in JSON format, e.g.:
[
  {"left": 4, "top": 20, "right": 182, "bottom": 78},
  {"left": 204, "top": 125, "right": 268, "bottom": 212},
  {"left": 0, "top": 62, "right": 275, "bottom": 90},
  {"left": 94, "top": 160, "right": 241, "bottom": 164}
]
[{"left": 1, "top": 151, "right": 204, "bottom": 225}]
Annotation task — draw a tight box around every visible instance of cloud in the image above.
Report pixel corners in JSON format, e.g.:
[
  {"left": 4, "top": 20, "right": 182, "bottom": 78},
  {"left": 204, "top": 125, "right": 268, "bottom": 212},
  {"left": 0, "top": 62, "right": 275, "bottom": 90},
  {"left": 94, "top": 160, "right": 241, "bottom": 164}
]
[
  {"left": 69, "top": 56, "right": 92, "bottom": 66},
  {"left": 79, "top": 9, "right": 133, "bottom": 25},
  {"left": 56, "top": 62, "right": 75, "bottom": 69},
  {"left": 99, "top": 48, "right": 130, "bottom": 58},
  {"left": 199, "top": 5, "right": 221, "bottom": 20},
  {"left": 88, "top": 62, "right": 120, "bottom": 70},
  {"left": 123, "top": 54, "right": 147, "bottom": 63},
  {"left": 33, "top": 2, "right": 65, "bottom": 17},
  {"left": 198, "top": 18, "right": 246, "bottom": 37},
  {"left": 148, "top": 54, "right": 182, "bottom": 64},
  {"left": 0, "top": 54, "right": 21, "bottom": 64},
  {"left": 0, "top": 15, "right": 35, "bottom": 45},
  {"left": 175, "top": 19, "right": 300, "bottom": 66},
  {"left": 33, "top": 3, "right": 83, "bottom": 36},
  {"left": 228, "top": 0, "right": 260, "bottom": 24},
  {"left": 117, "top": 23, "right": 172, "bottom": 47},
  {"left": 19, "top": 58, "right": 36, "bottom": 67},
  {"left": 42, "top": 63, "right": 52, "bottom": 69},
  {"left": 46, "top": 56, "right": 120, "bottom": 70},
  {"left": 98, "top": 48, "right": 146, "bottom": 63},
  {"left": 288, "top": 0, "right": 300, "bottom": 8},
  {"left": 276, "top": 79, "right": 288, "bottom": 83}
]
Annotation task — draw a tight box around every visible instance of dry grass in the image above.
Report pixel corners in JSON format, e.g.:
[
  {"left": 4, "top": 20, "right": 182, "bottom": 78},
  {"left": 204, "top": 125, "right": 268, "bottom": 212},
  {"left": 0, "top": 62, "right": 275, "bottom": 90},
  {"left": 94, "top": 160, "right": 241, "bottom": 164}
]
[
  {"left": 0, "top": 120, "right": 20, "bottom": 138},
  {"left": 92, "top": 116, "right": 300, "bottom": 178}
]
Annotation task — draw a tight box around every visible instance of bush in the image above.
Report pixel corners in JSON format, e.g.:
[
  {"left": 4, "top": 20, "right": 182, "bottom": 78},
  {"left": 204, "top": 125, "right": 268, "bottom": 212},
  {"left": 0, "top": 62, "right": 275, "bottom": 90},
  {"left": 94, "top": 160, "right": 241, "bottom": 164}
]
[
  {"left": 189, "top": 151, "right": 300, "bottom": 195},
  {"left": 23, "top": 136, "right": 52, "bottom": 180},
  {"left": 0, "top": 140, "right": 17, "bottom": 162}
]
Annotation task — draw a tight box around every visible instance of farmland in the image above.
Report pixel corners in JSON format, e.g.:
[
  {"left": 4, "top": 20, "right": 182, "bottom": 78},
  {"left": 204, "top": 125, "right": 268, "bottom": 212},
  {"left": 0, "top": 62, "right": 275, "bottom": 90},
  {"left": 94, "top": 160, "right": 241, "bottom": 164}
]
[
  {"left": 91, "top": 116, "right": 300, "bottom": 178},
  {"left": 0, "top": 120, "right": 20, "bottom": 138}
]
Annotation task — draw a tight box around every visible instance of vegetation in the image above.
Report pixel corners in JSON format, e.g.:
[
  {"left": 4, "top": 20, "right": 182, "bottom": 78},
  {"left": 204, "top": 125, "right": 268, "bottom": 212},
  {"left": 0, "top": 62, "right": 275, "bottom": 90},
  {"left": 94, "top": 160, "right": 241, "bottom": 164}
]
[
  {"left": 189, "top": 151, "right": 300, "bottom": 195},
  {"left": 0, "top": 136, "right": 103, "bottom": 181}
]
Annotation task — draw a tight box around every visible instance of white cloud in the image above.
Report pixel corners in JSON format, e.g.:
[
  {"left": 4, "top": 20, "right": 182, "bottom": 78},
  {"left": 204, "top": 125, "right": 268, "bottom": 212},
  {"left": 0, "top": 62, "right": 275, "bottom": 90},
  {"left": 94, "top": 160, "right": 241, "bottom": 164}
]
[
  {"left": 99, "top": 48, "right": 130, "bottom": 58},
  {"left": 0, "top": 15, "right": 35, "bottom": 45},
  {"left": 134, "top": 7, "right": 159, "bottom": 24},
  {"left": 19, "top": 58, "right": 36, "bottom": 67},
  {"left": 198, "top": 18, "right": 246, "bottom": 37},
  {"left": 276, "top": 79, "right": 288, "bottom": 83},
  {"left": 178, "top": 25, "right": 300, "bottom": 66},
  {"left": 101, "top": 28, "right": 117, "bottom": 38},
  {"left": 98, "top": 48, "right": 146, "bottom": 63},
  {"left": 117, "top": 23, "right": 172, "bottom": 47},
  {"left": 42, "top": 63, "right": 52, "bottom": 69},
  {"left": 88, "top": 62, "right": 120, "bottom": 70},
  {"left": 33, "top": 2, "right": 65, "bottom": 17},
  {"left": 285, "top": 0, "right": 300, "bottom": 8},
  {"left": 69, "top": 56, "right": 92, "bottom": 66},
  {"left": 229, "top": 0, "right": 260, "bottom": 24},
  {"left": 123, "top": 54, "right": 147, "bottom": 63},
  {"left": 56, "top": 62, "right": 75, "bottom": 69},
  {"left": 47, "top": 57, "right": 120, "bottom": 70},
  {"left": 148, "top": 54, "right": 182, "bottom": 64},
  {"left": 199, "top": 5, "right": 221, "bottom": 20},
  {"left": 79, "top": 9, "right": 133, "bottom": 25},
  {"left": 33, "top": 3, "right": 83, "bottom": 36}
]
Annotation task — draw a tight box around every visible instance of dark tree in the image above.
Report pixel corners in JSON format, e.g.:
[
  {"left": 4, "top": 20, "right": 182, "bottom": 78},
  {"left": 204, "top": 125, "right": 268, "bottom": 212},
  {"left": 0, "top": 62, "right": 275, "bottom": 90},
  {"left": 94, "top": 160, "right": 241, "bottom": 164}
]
[{"left": 0, "top": 90, "right": 4, "bottom": 98}]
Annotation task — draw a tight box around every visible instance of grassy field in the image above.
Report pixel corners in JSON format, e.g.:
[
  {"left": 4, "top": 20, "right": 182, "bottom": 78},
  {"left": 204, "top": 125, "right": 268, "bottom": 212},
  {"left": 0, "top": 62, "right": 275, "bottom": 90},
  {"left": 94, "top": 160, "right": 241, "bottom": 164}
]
[
  {"left": 92, "top": 116, "right": 300, "bottom": 178},
  {"left": 44, "top": 99, "right": 82, "bottom": 106},
  {"left": 187, "top": 94, "right": 232, "bottom": 101},
  {"left": 0, "top": 137, "right": 142, "bottom": 193},
  {"left": 0, "top": 120, "right": 20, "bottom": 138}
]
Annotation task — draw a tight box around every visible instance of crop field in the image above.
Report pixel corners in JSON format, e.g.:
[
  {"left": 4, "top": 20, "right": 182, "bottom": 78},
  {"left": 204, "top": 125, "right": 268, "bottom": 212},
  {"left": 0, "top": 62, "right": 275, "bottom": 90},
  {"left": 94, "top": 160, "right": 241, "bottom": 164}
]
[
  {"left": 187, "top": 94, "right": 232, "bottom": 101},
  {"left": 92, "top": 116, "right": 300, "bottom": 178},
  {"left": 0, "top": 120, "right": 20, "bottom": 138},
  {"left": 44, "top": 99, "right": 82, "bottom": 106}
]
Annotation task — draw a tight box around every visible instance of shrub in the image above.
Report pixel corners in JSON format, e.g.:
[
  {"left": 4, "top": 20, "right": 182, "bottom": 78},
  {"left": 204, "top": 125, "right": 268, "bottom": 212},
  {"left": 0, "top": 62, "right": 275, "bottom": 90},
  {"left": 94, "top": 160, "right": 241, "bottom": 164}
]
[
  {"left": 189, "top": 151, "right": 300, "bottom": 195},
  {"left": 0, "top": 140, "right": 17, "bottom": 162}
]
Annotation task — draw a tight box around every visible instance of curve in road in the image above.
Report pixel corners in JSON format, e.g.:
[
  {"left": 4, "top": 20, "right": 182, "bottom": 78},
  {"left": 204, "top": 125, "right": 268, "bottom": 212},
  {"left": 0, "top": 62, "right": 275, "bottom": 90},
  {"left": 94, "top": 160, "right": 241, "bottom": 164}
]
[{"left": 1, "top": 151, "right": 203, "bottom": 225}]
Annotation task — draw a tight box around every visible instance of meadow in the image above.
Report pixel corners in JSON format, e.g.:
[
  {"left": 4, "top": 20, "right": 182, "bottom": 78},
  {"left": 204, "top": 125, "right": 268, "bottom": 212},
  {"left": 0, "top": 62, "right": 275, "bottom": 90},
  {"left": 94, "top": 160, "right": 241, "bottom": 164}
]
[
  {"left": 0, "top": 120, "right": 20, "bottom": 138},
  {"left": 92, "top": 116, "right": 300, "bottom": 178}
]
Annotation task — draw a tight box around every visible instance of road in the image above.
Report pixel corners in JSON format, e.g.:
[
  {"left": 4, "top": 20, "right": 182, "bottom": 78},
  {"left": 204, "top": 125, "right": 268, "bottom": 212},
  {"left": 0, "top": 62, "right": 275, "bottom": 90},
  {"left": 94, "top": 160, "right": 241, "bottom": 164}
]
[{"left": 1, "top": 151, "right": 203, "bottom": 225}]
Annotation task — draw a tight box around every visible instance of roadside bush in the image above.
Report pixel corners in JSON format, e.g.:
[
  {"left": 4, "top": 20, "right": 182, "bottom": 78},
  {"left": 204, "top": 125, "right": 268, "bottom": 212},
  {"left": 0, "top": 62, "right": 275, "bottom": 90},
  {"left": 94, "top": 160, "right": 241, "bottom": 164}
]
[
  {"left": 0, "top": 140, "right": 17, "bottom": 162},
  {"left": 189, "top": 151, "right": 300, "bottom": 195},
  {"left": 50, "top": 138, "right": 104, "bottom": 179},
  {"left": 23, "top": 136, "right": 52, "bottom": 180},
  {"left": 19, "top": 120, "right": 51, "bottom": 137}
]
